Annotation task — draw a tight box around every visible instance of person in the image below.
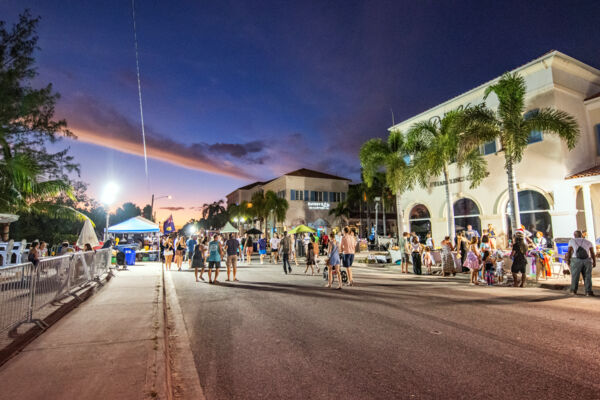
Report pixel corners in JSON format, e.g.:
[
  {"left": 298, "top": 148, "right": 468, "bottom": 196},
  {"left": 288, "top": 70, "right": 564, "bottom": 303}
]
[
  {"left": 533, "top": 231, "right": 547, "bottom": 249},
  {"left": 440, "top": 236, "right": 455, "bottom": 277},
  {"left": 258, "top": 234, "right": 267, "bottom": 264},
  {"left": 225, "top": 233, "right": 240, "bottom": 281},
  {"left": 483, "top": 250, "right": 495, "bottom": 286},
  {"left": 510, "top": 233, "right": 528, "bottom": 288},
  {"left": 192, "top": 237, "right": 206, "bottom": 282},
  {"left": 488, "top": 224, "right": 497, "bottom": 250},
  {"left": 160, "top": 236, "right": 166, "bottom": 265},
  {"left": 312, "top": 238, "right": 321, "bottom": 273},
  {"left": 458, "top": 232, "right": 469, "bottom": 273},
  {"left": 58, "top": 241, "right": 70, "bottom": 255},
  {"left": 340, "top": 227, "right": 356, "bottom": 285},
  {"left": 495, "top": 250, "right": 505, "bottom": 284},
  {"left": 28, "top": 241, "right": 40, "bottom": 267},
  {"left": 423, "top": 247, "right": 433, "bottom": 275},
  {"left": 164, "top": 238, "right": 174, "bottom": 270},
  {"left": 244, "top": 233, "right": 254, "bottom": 264},
  {"left": 410, "top": 236, "right": 423, "bottom": 275},
  {"left": 533, "top": 231, "right": 550, "bottom": 281},
  {"left": 84, "top": 243, "right": 93, "bottom": 252},
  {"left": 565, "top": 230, "right": 596, "bottom": 296},
  {"left": 326, "top": 236, "right": 342, "bottom": 289},
  {"left": 280, "top": 231, "right": 292, "bottom": 274},
  {"left": 321, "top": 232, "right": 329, "bottom": 255},
  {"left": 401, "top": 232, "right": 411, "bottom": 274},
  {"left": 270, "top": 234, "right": 280, "bottom": 263},
  {"left": 175, "top": 235, "right": 185, "bottom": 271},
  {"left": 425, "top": 232, "right": 434, "bottom": 249},
  {"left": 465, "top": 225, "right": 480, "bottom": 242},
  {"left": 479, "top": 235, "right": 491, "bottom": 282},
  {"left": 39, "top": 241, "right": 48, "bottom": 257},
  {"left": 305, "top": 237, "right": 316, "bottom": 275},
  {"left": 186, "top": 235, "right": 196, "bottom": 268},
  {"left": 463, "top": 237, "right": 481, "bottom": 285},
  {"left": 207, "top": 234, "right": 223, "bottom": 284}
]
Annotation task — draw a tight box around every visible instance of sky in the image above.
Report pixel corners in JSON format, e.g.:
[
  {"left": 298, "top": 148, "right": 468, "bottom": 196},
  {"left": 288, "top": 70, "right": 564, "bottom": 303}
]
[{"left": 2, "top": 0, "right": 600, "bottom": 225}]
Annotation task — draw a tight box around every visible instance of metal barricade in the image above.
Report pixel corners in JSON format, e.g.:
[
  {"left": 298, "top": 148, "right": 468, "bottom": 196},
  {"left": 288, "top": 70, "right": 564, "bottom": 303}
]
[
  {"left": 32, "top": 255, "right": 73, "bottom": 311},
  {"left": 0, "top": 262, "right": 35, "bottom": 334},
  {"left": 92, "top": 248, "right": 111, "bottom": 278}
]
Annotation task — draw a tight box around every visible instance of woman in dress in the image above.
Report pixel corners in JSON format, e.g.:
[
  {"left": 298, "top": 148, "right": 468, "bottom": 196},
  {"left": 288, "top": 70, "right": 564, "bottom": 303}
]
[
  {"left": 463, "top": 237, "right": 481, "bottom": 285},
  {"left": 440, "top": 236, "right": 455, "bottom": 277},
  {"left": 487, "top": 224, "right": 497, "bottom": 250},
  {"left": 479, "top": 235, "right": 491, "bottom": 282},
  {"left": 410, "top": 236, "right": 423, "bottom": 275},
  {"left": 164, "top": 238, "right": 174, "bottom": 270},
  {"left": 244, "top": 234, "right": 253, "bottom": 265},
  {"left": 192, "top": 237, "right": 207, "bottom": 282},
  {"left": 511, "top": 233, "right": 528, "bottom": 287},
  {"left": 425, "top": 232, "right": 435, "bottom": 250},
  {"left": 175, "top": 236, "right": 185, "bottom": 271},
  {"left": 326, "top": 236, "right": 343, "bottom": 289},
  {"left": 305, "top": 239, "right": 316, "bottom": 275}
]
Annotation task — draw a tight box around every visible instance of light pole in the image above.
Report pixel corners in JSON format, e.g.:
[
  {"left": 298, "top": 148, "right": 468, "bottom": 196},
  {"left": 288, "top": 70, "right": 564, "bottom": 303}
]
[
  {"left": 374, "top": 196, "right": 381, "bottom": 250},
  {"left": 150, "top": 194, "right": 172, "bottom": 221},
  {"left": 102, "top": 182, "right": 119, "bottom": 241},
  {"left": 233, "top": 217, "right": 245, "bottom": 231}
]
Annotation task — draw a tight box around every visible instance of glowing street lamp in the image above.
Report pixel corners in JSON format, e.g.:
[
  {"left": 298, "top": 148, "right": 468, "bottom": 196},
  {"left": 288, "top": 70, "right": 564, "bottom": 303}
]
[
  {"left": 102, "top": 182, "right": 119, "bottom": 241},
  {"left": 150, "top": 194, "right": 172, "bottom": 221}
]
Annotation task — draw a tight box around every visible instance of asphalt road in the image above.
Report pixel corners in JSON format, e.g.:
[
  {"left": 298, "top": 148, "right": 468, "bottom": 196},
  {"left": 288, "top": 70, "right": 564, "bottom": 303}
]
[{"left": 169, "top": 261, "right": 600, "bottom": 400}]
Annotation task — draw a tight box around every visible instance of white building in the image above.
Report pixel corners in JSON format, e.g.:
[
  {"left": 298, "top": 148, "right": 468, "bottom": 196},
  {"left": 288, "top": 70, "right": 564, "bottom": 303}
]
[
  {"left": 226, "top": 168, "right": 350, "bottom": 232},
  {"left": 389, "top": 51, "right": 600, "bottom": 246}
]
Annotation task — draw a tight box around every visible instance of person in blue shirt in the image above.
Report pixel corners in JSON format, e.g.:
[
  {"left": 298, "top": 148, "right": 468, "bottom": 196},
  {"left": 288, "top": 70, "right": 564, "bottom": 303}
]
[
  {"left": 186, "top": 235, "right": 196, "bottom": 268},
  {"left": 207, "top": 234, "right": 223, "bottom": 284},
  {"left": 258, "top": 235, "right": 267, "bottom": 264}
]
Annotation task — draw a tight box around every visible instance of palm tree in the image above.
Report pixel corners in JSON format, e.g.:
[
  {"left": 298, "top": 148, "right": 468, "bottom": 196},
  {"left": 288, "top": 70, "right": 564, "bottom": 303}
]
[
  {"left": 201, "top": 199, "right": 226, "bottom": 229},
  {"left": 360, "top": 130, "right": 413, "bottom": 239},
  {"left": 461, "top": 72, "right": 579, "bottom": 231},
  {"left": 329, "top": 201, "right": 350, "bottom": 228},
  {"left": 406, "top": 107, "right": 487, "bottom": 239},
  {"left": 249, "top": 191, "right": 269, "bottom": 232},
  {"left": 267, "top": 192, "right": 289, "bottom": 232}
]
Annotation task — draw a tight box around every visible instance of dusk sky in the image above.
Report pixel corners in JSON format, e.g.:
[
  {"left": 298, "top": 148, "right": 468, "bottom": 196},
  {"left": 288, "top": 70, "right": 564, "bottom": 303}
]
[{"left": 2, "top": 0, "right": 599, "bottom": 225}]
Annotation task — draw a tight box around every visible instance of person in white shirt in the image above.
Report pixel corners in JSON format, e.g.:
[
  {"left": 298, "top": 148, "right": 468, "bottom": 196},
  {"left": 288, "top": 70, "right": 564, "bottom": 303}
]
[
  {"left": 270, "top": 234, "right": 280, "bottom": 263},
  {"left": 565, "top": 230, "right": 596, "bottom": 296}
]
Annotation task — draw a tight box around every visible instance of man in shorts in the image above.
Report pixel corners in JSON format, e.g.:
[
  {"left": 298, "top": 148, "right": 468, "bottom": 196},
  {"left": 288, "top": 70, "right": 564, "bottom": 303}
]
[
  {"left": 225, "top": 233, "right": 240, "bottom": 282},
  {"left": 207, "top": 234, "right": 223, "bottom": 284},
  {"left": 270, "top": 233, "right": 280, "bottom": 263},
  {"left": 340, "top": 227, "right": 357, "bottom": 286},
  {"left": 186, "top": 235, "right": 196, "bottom": 267},
  {"left": 401, "top": 232, "right": 410, "bottom": 274}
]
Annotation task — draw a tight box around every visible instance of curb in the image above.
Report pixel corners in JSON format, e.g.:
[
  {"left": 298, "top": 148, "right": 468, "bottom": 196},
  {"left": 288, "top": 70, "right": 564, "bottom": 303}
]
[
  {"left": 0, "top": 272, "right": 113, "bottom": 368},
  {"left": 163, "top": 269, "right": 206, "bottom": 400}
]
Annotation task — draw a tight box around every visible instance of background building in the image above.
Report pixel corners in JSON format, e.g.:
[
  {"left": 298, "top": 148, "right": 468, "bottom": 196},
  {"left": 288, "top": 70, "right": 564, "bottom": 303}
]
[
  {"left": 227, "top": 168, "right": 351, "bottom": 233},
  {"left": 390, "top": 51, "right": 600, "bottom": 245}
]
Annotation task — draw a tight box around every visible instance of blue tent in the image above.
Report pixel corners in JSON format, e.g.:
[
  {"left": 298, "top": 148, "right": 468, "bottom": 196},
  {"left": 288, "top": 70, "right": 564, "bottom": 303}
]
[{"left": 108, "top": 216, "right": 160, "bottom": 233}]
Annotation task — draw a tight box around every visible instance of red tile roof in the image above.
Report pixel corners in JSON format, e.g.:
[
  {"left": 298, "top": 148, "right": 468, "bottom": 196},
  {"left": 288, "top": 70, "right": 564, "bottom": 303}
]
[{"left": 565, "top": 165, "right": 600, "bottom": 180}]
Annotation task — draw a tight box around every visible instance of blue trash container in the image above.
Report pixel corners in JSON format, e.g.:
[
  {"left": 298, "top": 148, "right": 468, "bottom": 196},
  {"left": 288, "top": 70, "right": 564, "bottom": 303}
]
[{"left": 124, "top": 248, "right": 136, "bottom": 265}]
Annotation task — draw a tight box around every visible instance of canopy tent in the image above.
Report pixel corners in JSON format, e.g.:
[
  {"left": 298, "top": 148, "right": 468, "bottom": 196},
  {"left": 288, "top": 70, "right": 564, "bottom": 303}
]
[
  {"left": 77, "top": 218, "right": 99, "bottom": 248},
  {"left": 245, "top": 227, "right": 262, "bottom": 235},
  {"left": 220, "top": 222, "right": 239, "bottom": 233},
  {"left": 288, "top": 224, "right": 316, "bottom": 234},
  {"left": 108, "top": 216, "right": 160, "bottom": 233}
]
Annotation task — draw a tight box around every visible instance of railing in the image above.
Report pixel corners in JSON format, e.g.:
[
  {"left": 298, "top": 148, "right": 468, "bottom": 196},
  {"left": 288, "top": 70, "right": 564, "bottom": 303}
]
[{"left": 0, "top": 249, "right": 112, "bottom": 335}]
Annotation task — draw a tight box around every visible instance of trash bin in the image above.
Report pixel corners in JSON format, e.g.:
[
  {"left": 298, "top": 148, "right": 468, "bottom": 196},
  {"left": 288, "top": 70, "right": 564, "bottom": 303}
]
[{"left": 124, "top": 248, "right": 136, "bottom": 265}]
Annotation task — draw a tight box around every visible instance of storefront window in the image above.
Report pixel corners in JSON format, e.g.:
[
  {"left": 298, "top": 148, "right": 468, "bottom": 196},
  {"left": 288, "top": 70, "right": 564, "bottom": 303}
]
[
  {"left": 454, "top": 198, "right": 481, "bottom": 235},
  {"left": 506, "top": 190, "right": 552, "bottom": 238},
  {"left": 409, "top": 204, "right": 431, "bottom": 243}
]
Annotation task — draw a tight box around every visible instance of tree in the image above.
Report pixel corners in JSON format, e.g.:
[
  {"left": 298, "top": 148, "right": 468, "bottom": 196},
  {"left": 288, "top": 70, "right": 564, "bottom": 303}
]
[
  {"left": 265, "top": 190, "right": 288, "bottom": 232},
  {"left": 329, "top": 201, "right": 350, "bottom": 228},
  {"left": 360, "top": 130, "right": 413, "bottom": 239},
  {"left": 111, "top": 202, "right": 141, "bottom": 225},
  {"left": 142, "top": 204, "right": 153, "bottom": 221},
  {"left": 200, "top": 200, "right": 227, "bottom": 229},
  {"left": 249, "top": 191, "right": 268, "bottom": 232},
  {"left": 0, "top": 11, "right": 84, "bottom": 239},
  {"left": 461, "top": 72, "right": 579, "bottom": 231},
  {"left": 406, "top": 107, "right": 487, "bottom": 239}
]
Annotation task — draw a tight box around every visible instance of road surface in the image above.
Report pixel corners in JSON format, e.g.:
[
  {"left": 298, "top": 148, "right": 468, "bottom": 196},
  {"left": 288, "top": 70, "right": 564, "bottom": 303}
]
[{"left": 169, "top": 262, "right": 600, "bottom": 399}]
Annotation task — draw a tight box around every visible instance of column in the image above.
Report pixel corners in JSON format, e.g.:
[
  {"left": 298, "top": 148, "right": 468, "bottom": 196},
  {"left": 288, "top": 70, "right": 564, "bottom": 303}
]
[{"left": 582, "top": 183, "right": 596, "bottom": 242}]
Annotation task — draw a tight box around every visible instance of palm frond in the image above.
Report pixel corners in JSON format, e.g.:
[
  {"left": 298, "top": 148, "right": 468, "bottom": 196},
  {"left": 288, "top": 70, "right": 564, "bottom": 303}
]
[{"left": 524, "top": 108, "right": 579, "bottom": 149}]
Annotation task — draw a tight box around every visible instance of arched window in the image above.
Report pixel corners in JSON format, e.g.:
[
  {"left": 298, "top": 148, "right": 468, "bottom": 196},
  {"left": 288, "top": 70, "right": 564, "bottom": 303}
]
[
  {"left": 506, "top": 190, "right": 552, "bottom": 238},
  {"left": 409, "top": 204, "right": 431, "bottom": 243},
  {"left": 454, "top": 198, "right": 481, "bottom": 235}
]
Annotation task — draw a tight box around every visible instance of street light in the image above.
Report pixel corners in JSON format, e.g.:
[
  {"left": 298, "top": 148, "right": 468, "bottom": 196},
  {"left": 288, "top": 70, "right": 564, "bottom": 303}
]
[
  {"left": 150, "top": 194, "right": 172, "bottom": 221},
  {"left": 102, "top": 182, "right": 119, "bottom": 241}
]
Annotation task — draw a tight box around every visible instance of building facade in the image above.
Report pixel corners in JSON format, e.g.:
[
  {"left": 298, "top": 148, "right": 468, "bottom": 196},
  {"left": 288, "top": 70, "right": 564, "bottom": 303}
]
[
  {"left": 226, "top": 168, "right": 351, "bottom": 232},
  {"left": 390, "top": 51, "right": 600, "bottom": 246}
]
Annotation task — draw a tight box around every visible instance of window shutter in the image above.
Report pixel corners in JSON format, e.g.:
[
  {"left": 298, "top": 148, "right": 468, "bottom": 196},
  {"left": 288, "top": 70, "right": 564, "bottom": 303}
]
[
  {"left": 304, "top": 190, "right": 308, "bottom": 201},
  {"left": 310, "top": 191, "right": 316, "bottom": 201},
  {"left": 290, "top": 190, "right": 295, "bottom": 201},
  {"left": 341, "top": 192, "right": 346, "bottom": 201},
  {"left": 324, "top": 192, "right": 328, "bottom": 202}
]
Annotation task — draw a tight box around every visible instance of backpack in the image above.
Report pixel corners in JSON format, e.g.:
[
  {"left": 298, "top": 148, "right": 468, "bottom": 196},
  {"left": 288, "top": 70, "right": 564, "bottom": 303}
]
[{"left": 575, "top": 239, "right": 589, "bottom": 260}]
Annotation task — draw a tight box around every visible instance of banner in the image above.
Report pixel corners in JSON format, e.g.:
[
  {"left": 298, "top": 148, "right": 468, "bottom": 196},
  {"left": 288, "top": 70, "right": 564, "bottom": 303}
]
[{"left": 163, "top": 214, "right": 175, "bottom": 233}]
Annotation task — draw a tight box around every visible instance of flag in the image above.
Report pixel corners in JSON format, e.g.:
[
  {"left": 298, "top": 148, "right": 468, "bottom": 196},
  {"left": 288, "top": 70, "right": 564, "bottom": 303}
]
[{"left": 163, "top": 214, "right": 175, "bottom": 233}]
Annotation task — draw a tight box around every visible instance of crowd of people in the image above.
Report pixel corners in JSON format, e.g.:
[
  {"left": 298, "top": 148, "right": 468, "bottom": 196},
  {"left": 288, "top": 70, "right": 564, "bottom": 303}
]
[{"left": 157, "top": 228, "right": 358, "bottom": 289}]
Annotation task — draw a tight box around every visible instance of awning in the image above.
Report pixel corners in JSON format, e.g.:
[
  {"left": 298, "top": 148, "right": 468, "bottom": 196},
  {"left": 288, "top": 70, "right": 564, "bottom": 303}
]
[
  {"left": 108, "top": 216, "right": 160, "bottom": 233},
  {"left": 220, "top": 222, "right": 239, "bottom": 233}
]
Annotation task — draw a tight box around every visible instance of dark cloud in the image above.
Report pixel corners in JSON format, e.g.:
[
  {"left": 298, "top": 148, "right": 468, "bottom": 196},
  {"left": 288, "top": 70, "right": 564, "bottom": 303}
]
[
  {"left": 207, "top": 141, "right": 263, "bottom": 158},
  {"left": 160, "top": 206, "right": 185, "bottom": 211}
]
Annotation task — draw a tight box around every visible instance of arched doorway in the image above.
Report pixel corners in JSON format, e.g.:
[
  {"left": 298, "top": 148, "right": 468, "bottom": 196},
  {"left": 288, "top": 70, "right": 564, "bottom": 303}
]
[
  {"left": 454, "top": 198, "right": 481, "bottom": 235},
  {"left": 506, "top": 190, "right": 552, "bottom": 238},
  {"left": 409, "top": 204, "right": 431, "bottom": 243}
]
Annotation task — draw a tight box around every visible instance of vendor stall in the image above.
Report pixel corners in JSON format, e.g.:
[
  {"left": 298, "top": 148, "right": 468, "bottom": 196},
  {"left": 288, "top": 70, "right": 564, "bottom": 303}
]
[{"left": 107, "top": 216, "right": 161, "bottom": 264}]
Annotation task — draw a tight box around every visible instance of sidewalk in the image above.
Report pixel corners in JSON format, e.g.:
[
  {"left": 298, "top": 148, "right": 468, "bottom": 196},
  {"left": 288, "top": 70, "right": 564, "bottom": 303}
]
[{"left": 0, "top": 263, "right": 202, "bottom": 400}]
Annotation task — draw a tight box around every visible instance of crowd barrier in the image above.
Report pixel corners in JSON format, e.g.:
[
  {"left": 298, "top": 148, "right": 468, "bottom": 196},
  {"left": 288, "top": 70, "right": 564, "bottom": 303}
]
[{"left": 0, "top": 248, "right": 112, "bottom": 335}]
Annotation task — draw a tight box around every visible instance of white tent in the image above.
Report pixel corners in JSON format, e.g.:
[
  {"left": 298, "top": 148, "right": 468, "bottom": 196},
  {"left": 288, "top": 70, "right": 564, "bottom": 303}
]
[
  {"left": 220, "top": 222, "right": 239, "bottom": 233},
  {"left": 77, "top": 218, "right": 99, "bottom": 248},
  {"left": 108, "top": 216, "right": 160, "bottom": 233}
]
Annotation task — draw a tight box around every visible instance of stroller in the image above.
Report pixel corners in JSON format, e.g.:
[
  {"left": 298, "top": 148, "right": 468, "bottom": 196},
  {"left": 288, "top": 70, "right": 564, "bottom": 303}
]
[{"left": 322, "top": 265, "right": 348, "bottom": 284}]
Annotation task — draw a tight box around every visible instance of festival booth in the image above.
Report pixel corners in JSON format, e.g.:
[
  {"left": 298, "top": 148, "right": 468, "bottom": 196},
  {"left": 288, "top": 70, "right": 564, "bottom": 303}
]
[{"left": 108, "top": 216, "right": 161, "bottom": 264}]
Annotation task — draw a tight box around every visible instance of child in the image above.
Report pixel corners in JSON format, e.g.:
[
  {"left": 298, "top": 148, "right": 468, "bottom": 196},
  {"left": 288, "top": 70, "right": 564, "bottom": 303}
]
[
  {"left": 495, "top": 250, "right": 505, "bottom": 284},
  {"left": 483, "top": 250, "right": 495, "bottom": 286},
  {"left": 423, "top": 247, "right": 433, "bottom": 275}
]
